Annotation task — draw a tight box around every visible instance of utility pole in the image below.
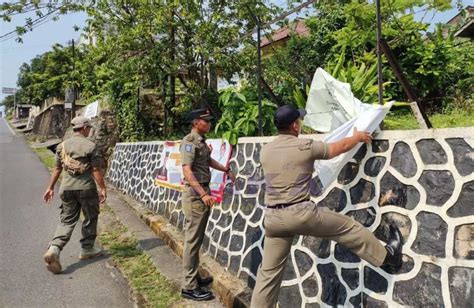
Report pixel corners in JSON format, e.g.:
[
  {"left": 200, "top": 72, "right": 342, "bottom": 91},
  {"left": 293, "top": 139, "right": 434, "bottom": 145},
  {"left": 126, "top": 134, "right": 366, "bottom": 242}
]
[
  {"left": 375, "top": 0, "right": 383, "bottom": 105},
  {"left": 247, "top": 6, "right": 263, "bottom": 136},
  {"left": 13, "top": 91, "right": 17, "bottom": 119},
  {"left": 71, "top": 38, "right": 76, "bottom": 118},
  {"left": 168, "top": 23, "right": 176, "bottom": 137},
  {"left": 137, "top": 86, "right": 140, "bottom": 116},
  {"left": 256, "top": 17, "right": 263, "bottom": 136}
]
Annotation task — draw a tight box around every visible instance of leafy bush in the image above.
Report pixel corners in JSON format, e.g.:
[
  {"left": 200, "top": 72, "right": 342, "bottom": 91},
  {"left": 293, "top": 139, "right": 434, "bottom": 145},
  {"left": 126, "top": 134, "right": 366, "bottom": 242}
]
[{"left": 215, "top": 86, "right": 277, "bottom": 144}]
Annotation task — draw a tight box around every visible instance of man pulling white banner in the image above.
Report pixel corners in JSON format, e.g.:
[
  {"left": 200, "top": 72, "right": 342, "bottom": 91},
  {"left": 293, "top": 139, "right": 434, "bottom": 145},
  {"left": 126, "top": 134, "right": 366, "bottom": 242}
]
[
  {"left": 251, "top": 70, "right": 403, "bottom": 308},
  {"left": 303, "top": 68, "right": 394, "bottom": 190}
]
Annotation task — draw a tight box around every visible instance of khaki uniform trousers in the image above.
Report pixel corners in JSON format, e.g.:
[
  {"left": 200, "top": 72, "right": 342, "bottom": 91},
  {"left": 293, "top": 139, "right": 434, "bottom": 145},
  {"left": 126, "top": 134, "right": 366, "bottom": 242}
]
[
  {"left": 251, "top": 201, "right": 387, "bottom": 308},
  {"left": 182, "top": 184, "right": 211, "bottom": 290},
  {"left": 50, "top": 189, "right": 100, "bottom": 250}
]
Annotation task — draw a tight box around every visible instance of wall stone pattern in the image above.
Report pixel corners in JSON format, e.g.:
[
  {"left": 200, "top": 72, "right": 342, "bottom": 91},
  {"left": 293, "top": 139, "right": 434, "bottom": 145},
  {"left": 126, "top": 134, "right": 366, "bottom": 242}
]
[{"left": 107, "top": 128, "right": 474, "bottom": 307}]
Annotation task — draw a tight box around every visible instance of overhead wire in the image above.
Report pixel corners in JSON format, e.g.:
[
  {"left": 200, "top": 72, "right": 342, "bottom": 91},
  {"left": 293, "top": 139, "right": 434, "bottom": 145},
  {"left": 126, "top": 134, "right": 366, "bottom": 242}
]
[
  {"left": 0, "top": 3, "right": 49, "bottom": 16},
  {"left": 0, "top": 13, "right": 60, "bottom": 43},
  {"left": 0, "top": 5, "right": 64, "bottom": 43}
]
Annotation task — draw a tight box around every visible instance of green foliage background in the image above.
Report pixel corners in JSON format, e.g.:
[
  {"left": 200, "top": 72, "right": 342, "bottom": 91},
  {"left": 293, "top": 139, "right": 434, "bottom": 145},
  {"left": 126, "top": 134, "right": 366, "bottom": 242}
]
[{"left": 1, "top": 0, "right": 472, "bottom": 141}]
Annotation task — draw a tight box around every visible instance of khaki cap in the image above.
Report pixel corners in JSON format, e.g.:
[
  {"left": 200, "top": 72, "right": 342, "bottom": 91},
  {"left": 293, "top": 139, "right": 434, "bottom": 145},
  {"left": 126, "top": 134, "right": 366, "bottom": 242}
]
[{"left": 71, "top": 116, "right": 91, "bottom": 129}]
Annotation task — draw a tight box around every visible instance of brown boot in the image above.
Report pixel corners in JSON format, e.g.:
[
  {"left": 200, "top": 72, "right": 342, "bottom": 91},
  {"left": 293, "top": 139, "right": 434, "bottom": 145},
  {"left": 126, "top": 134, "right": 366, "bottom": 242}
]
[
  {"left": 43, "top": 245, "right": 62, "bottom": 274},
  {"left": 79, "top": 246, "right": 102, "bottom": 260}
]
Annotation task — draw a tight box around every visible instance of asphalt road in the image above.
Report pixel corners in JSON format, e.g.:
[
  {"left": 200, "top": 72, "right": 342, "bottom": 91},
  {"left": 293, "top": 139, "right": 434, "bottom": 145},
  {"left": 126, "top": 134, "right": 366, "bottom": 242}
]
[{"left": 0, "top": 117, "right": 133, "bottom": 307}]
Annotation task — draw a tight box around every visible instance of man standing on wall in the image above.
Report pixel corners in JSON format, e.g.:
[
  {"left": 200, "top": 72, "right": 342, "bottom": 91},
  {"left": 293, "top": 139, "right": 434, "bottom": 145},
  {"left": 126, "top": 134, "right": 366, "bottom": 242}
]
[
  {"left": 251, "top": 105, "right": 403, "bottom": 308},
  {"left": 42, "top": 116, "right": 107, "bottom": 274},
  {"left": 180, "top": 108, "right": 236, "bottom": 301}
]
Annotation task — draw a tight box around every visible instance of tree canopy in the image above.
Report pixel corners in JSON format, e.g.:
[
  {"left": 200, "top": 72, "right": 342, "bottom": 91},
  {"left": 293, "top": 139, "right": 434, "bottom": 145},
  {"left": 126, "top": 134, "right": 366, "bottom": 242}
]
[{"left": 1, "top": 0, "right": 472, "bottom": 141}]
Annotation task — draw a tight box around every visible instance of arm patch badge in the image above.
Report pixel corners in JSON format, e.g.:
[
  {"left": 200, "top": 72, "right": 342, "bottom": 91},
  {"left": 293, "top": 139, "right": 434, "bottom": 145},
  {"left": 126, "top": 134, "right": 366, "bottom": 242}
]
[{"left": 185, "top": 144, "right": 193, "bottom": 153}]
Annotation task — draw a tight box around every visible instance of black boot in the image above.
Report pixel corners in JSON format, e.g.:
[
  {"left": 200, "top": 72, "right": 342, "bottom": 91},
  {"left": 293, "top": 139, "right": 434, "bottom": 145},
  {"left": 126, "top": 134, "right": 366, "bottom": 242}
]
[
  {"left": 181, "top": 287, "right": 214, "bottom": 301},
  {"left": 381, "top": 225, "right": 403, "bottom": 273},
  {"left": 197, "top": 275, "right": 213, "bottom": 287}
]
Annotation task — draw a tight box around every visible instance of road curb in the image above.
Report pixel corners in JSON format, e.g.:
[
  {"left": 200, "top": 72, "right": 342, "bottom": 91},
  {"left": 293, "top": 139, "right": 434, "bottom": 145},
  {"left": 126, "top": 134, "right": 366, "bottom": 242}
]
[{"left": 108, "top": 185, "right": 252, "bottom": 308}]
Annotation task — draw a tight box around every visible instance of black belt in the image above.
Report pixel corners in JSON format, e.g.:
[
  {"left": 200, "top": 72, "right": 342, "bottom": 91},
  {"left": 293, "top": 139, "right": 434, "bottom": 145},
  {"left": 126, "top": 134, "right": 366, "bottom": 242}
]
[{"left": 266, "top": 199, "right": 310, "bottom": 209}]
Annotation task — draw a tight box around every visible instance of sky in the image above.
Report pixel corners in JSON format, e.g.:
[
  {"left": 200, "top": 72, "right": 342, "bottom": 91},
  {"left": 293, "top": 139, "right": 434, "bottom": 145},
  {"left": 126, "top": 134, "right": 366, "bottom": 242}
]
[
  {"left": 0, "top": 10, "right": 87, "bottom": 113},
  {"left": 0, "top": 0, "right": 469, "bottom": 114}
]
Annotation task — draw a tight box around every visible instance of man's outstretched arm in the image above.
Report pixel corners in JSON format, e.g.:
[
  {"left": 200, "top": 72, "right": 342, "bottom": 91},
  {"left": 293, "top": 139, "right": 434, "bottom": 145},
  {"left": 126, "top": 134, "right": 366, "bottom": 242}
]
[{"left": 327, "top": 127, "right": 373, "bottom": 159}]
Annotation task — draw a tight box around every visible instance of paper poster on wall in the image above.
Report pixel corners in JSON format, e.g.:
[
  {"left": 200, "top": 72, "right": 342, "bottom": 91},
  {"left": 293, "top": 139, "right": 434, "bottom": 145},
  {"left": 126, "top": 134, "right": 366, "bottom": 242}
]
[
  {"left": 154, "top": 139, "right": 233, "bottom": 203},
  {"left": 84, "top": 100, "right": 99, "bottom": 119},
  {"left": 154, "top": 141, "right": 183, "bottom": 191},
  {"left": 207, "top": 139, "right": 233, "bottom": 203}
]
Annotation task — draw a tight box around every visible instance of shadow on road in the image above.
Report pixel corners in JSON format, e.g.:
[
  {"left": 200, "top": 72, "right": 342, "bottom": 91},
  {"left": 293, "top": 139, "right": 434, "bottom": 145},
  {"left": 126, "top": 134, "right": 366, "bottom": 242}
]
[
  {"left": 138, "top": 238, "right": 166, "bottom": 251},
  {"left": 62, "top": 253, "right": 109, "bottom": 274}
]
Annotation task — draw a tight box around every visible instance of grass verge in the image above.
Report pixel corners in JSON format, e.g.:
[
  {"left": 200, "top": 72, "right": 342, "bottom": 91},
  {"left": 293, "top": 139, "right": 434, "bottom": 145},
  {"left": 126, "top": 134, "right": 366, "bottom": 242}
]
[
  {"left": 430, "top": 110, "right": 474, "bottom": 128},
  {"left": 384, "top": 108, "right": 474, "bottom": 130},
  {"left": 99, "top": 206, "right": 181, "bottom": 308},
  {"left": 31, "top": 147, "right": 56, "bottom": 171}
]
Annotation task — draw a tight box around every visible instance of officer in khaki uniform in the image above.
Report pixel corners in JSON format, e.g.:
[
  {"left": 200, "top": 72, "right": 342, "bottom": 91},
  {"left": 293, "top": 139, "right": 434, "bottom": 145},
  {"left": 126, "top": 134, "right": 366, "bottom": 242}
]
[
  {"left": 250, "top": 106, "right": 403, "bottom": 308},
  {"left": 180, "top": 108, "right": 236, "bottom": 301},
  {"left": 42, "top": 116, "right": 107, "bottom": 274}
]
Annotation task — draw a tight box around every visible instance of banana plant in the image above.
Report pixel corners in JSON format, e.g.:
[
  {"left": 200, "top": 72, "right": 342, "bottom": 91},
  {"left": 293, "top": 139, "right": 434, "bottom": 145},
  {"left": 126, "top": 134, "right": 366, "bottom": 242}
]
[
  {"left": 293, "top": 84, "right": 310, "bottom": 109},
  {"left": 292, "top": 49, "right": 390, "bottom": 109},
  {"left": 328, "top": 49, "right": 391, "bottom": 104}
]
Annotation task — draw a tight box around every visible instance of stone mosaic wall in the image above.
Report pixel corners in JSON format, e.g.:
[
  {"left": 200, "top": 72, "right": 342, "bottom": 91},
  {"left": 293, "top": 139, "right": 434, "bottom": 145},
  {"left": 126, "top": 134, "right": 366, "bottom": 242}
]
[{"left": 107, "top": 128, "right": 474, "bottom": 307}]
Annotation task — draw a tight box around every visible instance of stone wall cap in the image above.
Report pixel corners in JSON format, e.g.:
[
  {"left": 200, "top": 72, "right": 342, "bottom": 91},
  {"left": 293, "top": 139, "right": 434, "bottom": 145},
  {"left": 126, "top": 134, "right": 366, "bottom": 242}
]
[
  {"left": 237, "top": 127, "right": 474, "bottom": 143},
  {"left": 115, "top": 127, "right": 474, "bottom": 145}
]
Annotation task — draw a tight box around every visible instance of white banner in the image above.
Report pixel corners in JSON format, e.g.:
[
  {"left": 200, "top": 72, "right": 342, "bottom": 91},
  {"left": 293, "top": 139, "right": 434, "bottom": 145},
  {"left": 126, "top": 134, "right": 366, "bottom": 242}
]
[
  {"left": 304, "top": 68, "right": 372, "bottom": 133},
  {"left": 314, "top": 102, "right": 394, "bottom": 189},
  {"left": 304, "top": 67, "right": 394, "bottom": 190}
]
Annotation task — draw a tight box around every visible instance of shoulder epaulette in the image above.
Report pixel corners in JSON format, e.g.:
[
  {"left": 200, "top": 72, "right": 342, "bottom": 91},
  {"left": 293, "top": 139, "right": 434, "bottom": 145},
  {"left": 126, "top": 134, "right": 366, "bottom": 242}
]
[{"left": 184, "top": 134, "right": 194, "bottom": 142}]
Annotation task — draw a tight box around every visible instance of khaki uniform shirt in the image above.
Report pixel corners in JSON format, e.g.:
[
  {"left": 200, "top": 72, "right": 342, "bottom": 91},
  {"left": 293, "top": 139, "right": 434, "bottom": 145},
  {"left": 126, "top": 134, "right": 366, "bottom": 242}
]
[
  {"left": 55, "top": 133, "right": 101, "bottom": 191},
  {"left": 260, "top": 134, "right": 329, "bottom": 206},
  {"left": 180, "top": 130, "right": 211, "bottom": 184}
]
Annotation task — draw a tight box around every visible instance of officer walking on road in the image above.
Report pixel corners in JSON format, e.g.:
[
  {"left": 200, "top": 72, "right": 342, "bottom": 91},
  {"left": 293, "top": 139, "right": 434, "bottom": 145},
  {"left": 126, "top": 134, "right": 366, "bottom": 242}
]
[
  {"left": 180, "top": 108, "right": 236, "bottom": 301},
  {"left": 42, "top": 116, "right": 107, "bottom": 274},
  {"left": 251, "top": 105, "right": 403, "bottom": 308}
]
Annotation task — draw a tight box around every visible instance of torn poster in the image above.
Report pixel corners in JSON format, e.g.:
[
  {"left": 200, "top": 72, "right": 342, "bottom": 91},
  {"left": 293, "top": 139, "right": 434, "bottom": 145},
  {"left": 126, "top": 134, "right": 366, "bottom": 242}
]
[{"left": 304, "top": 68, "right": 394, "bottom": 190}]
